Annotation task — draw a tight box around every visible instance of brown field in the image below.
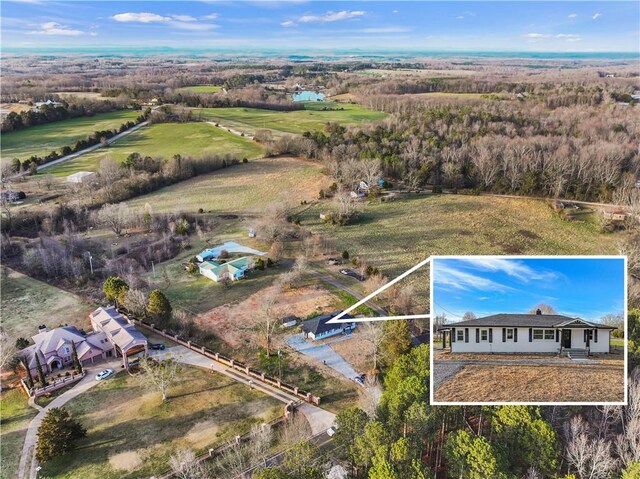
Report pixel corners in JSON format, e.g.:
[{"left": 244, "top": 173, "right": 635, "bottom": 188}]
[
  {"left": 330, "top": 330, "right": 375, "bottom": 374},
  {"left": 435, "top": 362, "right": 625, "bottom": 403}
]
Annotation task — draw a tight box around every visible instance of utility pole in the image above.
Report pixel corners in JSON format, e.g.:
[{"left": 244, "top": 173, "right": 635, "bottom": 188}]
[
  {"left": 277, "top": 349, "right": 282, "bottom": 380},
  {"left": 152, "top": 261, "right": 156, "bottom": 278},
  {"left": 87, "top": 252, "right": 94, "bottom": 275}
]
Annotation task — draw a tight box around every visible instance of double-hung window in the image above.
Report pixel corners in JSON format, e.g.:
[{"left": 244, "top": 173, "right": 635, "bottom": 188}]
[
  {"left": 457, "top": 330, "right": 464, "bottom": 341},
  {"left": 506, "top": 328, "right": 514, "bottom": 340},
  {"left": 480, "top": 329, "right": 488, "bottom": 341}
]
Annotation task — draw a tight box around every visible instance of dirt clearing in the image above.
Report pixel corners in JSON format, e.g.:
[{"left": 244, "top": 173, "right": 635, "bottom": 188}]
[{"left": 434, "top": 364, "right": 625, "bottom": 403}]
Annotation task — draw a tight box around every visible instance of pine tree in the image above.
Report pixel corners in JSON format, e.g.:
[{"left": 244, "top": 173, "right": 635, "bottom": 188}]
[
  {"left": 71, "top": 341, "right": 82, "bottom": 374},
  {"left": 381, "top": 319, "right": 412, "bottom": 366},
  {"left": 102, "top": 276, "right": 129, "bottom": 304},
  {"left": 147, "top": 290, "right": 172, "bottom": 322},
  {"left": 21, "top": 357, "right": 34, "bottom": 389},
  {"left": 34, "top": 353, "right": 46, "bottom": 387},
  {"left": 36, "top": 407, "right": 86, "bottom": 463}
]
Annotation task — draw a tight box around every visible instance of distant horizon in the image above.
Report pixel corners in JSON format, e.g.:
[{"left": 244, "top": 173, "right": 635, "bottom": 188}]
[{"left": 3, "top": 1, "right": 638, "bottom": 53}]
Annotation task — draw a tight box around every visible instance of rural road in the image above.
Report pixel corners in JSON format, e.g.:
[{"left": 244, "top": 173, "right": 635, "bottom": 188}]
[
  {"left": 206, "top": 120, "right": 254, "bottom": 140},
  {"left": 35, "top": 120, "right": 149, "bottom": 172},
  {"left": 309, "top": 270, "right": 387, "bottom": 317},
  {"left": 17, "top": 359, "right": 123, "bottom": 479},
  {"left": 150, "top": 344, "right": 336, "bottom": 436}
]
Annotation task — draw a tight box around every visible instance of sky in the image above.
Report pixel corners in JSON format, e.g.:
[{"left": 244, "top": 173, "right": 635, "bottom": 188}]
[
  {"left": 432, "top": 257, "right": 626, "bottom": 322},
  {"left": 1, "top": 1, "right": 639, "bottom": 52}
]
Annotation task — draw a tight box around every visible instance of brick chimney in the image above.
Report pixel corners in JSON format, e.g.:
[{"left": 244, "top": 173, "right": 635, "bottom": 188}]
[{"left": 536, "top": 309, "right": 542, "bottom": 315}]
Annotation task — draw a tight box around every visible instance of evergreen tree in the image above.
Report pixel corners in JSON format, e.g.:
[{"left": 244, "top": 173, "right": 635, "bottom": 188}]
[
  {"left": 147, "top": 290, "right": 172, "bottom": 322},
  {"left": 36, "top": 407, "right": 86, "bottom": 463},
  {"left": 34, "top": 353, "right": 46, "bottom": 387},
  {"left": 380, "top": 319, "right": 412, "bottom": 366},
  {"left": 71, "top": 340, "right": 82, "bottom": 374},
  {"left": 21, "top": 357, "right": 34, "bottom": 389},
  {"left": 102, "top": 276, "right": 129, "bottom": 304},
  {"left": 444, "top": 430, "right": 509, "bottom": 479}
]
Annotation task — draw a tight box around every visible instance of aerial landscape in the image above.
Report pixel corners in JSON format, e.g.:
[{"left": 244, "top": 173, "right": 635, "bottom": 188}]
[{"left": 0, "top": 1, "right": 639, "bottom": 479}]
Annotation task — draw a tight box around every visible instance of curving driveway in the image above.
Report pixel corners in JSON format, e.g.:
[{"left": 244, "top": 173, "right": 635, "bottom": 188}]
[{"left": 286, "top": 333, "right": 359, "bottom": 380}]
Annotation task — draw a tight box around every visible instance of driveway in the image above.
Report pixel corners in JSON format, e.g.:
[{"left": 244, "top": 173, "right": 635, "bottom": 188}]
[
  {"left": 286, "top": 333, "right": 359, "bottom": 380},
  {"left": 309, "top": 270, "right": 387, "bottom": 317},
  {"left": 18, "top": 358, "right": 123, "bottom": 479}
]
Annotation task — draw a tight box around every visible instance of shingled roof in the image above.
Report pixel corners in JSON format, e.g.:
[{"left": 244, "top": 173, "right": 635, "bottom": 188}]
[
  {"left": 439, "top": 313, "right": 616, "bottom": 330},
  {"left": 301, "top": 311, "right": 354, "bottom": 336}
]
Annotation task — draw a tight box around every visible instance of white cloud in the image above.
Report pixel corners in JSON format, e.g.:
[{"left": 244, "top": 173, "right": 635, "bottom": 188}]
[
  {"left": 524, "top": 33, "right": 582, "bottom": 42},
  {"left": 202, "top": 13, "right": 219, "bottom": 20},
  {"left": 172, "top": 15, "right": 196, "bottom": 22},
  {"left": 456, "top": 15, "right": 465, "bottom": 20},
  {"left": 172, "top": 21, "right": 217, "bottom": 31},
  {"left": 435, "top": 264, "right": 512, "bottom": 293},
  {"left": 458, "top": 258, "right": 558, "bottom": 283},
  {"left": 90, "top": 32, "right": 98, "bottom": 36},
  {"left": 568, "top": 13, "right": 578, "bottom": 18},
  {"left": 111, "top": 12, "right": 171, "bottom": 23},
  {"left": 298, "top": 10, "right": 365, "bottom": 24},
  {"left": 592, "top": 13, "right": 602, "bottom": 20},
  {"left": 392, "top": 9, "right": 398, "bottom": 14},
  {"left": 28, "top": 22, "right": 84, "bottom": 36},
  {"left": 281, "top": 20, "right": 296, "bottom": 27}
]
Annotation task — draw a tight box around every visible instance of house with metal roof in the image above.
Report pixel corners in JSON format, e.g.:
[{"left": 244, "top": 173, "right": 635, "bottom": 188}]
[
  {"left": 301, "top": 311, "right": 356, "bottom": 341},
  {"left": 438, "top": 309, "right": 615, "bottom": 357},
  {"left": 199, "top": 256, "right": 255, "bottom": 282},
  {"left": 89, "top": 306, "right": 148, "bottom": 367}
]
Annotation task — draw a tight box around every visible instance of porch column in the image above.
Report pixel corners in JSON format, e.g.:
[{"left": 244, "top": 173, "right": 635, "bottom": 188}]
[{"left": 442, "top": 331, "right": 446, "bottom": 349}]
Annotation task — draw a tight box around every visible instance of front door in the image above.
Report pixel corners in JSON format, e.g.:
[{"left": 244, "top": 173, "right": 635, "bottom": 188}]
[{"left": 562, "top": 329, "right": 571, "bottom": 348}]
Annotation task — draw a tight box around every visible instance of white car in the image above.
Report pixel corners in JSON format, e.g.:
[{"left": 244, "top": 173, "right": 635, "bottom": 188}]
[
  {"left": 326, "top": 425, "right": 338, "bottom": 437},
  {"left": 95, "top": 369, "right": 114, "bottom": 381}
]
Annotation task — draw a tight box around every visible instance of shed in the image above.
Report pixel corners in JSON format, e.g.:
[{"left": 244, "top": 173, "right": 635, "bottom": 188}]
[{"left": 67, "top": 171, "right": 96, "bottom": 184}]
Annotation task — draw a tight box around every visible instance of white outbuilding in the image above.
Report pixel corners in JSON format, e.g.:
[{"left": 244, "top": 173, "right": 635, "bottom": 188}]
[{"left": 66, "top": 171, "right": 96, "bottom": 184}]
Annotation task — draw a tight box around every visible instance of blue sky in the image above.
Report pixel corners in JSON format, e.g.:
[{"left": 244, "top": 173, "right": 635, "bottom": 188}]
[
  {"left": 1, "top": 1, "right": 638, "bottom": 52},
  {"left": 432, "top": 257, "right": 625, "bottom": 322}
]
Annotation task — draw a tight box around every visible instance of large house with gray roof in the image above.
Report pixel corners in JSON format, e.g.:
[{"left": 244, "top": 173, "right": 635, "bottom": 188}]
[
  {"left": 438, "top": 309, "right": 615, "bottom": 357},
  {"left": 302, "top": 311, "right": 356, "bottom": 341}
]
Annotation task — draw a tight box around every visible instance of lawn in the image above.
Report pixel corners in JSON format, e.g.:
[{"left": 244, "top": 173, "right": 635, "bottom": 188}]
[
  {"left": 0, "top": 388, "right": 38, "bottom": 479},
  {"left": 45, "top": 122, "right": 264, "bottom": 176},
  {"left": 1, "top": 110, "right": 141, "bottom": 165},
  {"left": 177, "top": 85, "right": 222, "bottom": 93},
  {"left": 127, "top": 156, "right": 329, "bottom": 214},
  {"left": 0, "top": 267, "right": 95, "bottom": 341},
  {"left": 299, "top": 194, "right": 621, "bottom": 311},
  {"left": 434, "top": 362, "right": 625, "bottom": 402},
  {"left": 193, "top": 101, "right": 386, "bottom": 136},
  {"left": 39, "top": 367, "right": 281, "bottom": 479}
]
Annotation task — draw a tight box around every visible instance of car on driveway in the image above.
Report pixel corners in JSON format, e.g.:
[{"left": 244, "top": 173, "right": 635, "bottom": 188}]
[
  {"left": 150, "top": 343, "right": 165, "bottom": 350},
  {"left": 354, "top": 375, "right": 365, "bottom": 386},
  {"left": 327, "top": 425, "right": 338, "bottom": 437},
  {"left": 95, "top": 369, "right": 114, "bottom": 381},
  {"left": 339, "top": 269, "right": 364, "bottom": 281}
]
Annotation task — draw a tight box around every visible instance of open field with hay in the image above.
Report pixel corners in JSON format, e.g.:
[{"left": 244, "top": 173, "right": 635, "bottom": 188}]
[
  {"left": 1, "top": 110, "right": 141, "bottom": 164},
  {"left": 127, "top": 156, "right": 329, "bottom": 214},
  {"left": 177, "top": 85, "right": 223, "bottom": 93},
  {"left": 193, "top": 101, "right": 386, "bottom": 136},
  {"left": 45, "top": 122, "right": 264, "bottom": 176}
]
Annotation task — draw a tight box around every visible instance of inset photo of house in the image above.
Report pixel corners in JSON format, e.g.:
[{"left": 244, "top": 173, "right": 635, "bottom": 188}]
[{"left": 431, "top": 256, "right": 627, "bottom": 405}]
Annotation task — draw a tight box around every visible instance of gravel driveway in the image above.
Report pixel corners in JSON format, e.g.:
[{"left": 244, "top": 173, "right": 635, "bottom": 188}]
[
  {"left": 286, "top": 333, "right": 360, "bottom": 380},
  {"left": 433, "top": 361, "right": 465, "bottom": 390}
]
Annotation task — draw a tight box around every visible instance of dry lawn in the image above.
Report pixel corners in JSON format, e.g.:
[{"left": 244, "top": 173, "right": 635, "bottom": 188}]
[
  {"left": 196, "top": 284, "right": 336, "bottom": 349},
  {"left": 435, "top": 363, "right": 625, "bottom": 403},
  {"left": 330, "top": 330, "right": 375, "bottom": 374}
]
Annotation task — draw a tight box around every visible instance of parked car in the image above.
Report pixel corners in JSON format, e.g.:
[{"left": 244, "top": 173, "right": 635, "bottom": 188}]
[
  {"left": 339, "top": 269, "right": 364, "bottom": 281},
  {"left": 326, "top": 425, "right": 338, "bottom": 437},
  {"left": 95, "top": 369, "right": 114, "bottom": 381},
  {"left": 150, "top": 343, "right": 165, "bottom": 350},
  {"left": 354, "top": 375, "right": 365, "bottom": 385}
]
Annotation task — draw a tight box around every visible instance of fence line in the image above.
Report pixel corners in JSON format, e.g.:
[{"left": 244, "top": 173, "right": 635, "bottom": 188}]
[
  {"left": 21, "top": 371, "right": 85, "bottom": 398},
  {"left": 120, "top": 311, "right": 321, "bottom": 405}
]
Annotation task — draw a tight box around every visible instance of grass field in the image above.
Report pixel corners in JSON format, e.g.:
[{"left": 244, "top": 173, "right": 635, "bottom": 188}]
[
  {"left": 127, "top": 156, "right": 329, "bottom": 214},
  {"left": 39, "top": 367, "right": 281, "bottom": 479},
  {"left": 1, "top": 110, "right": 141, "bottom": 164},
  {"left": 299, "top": 194, "right": 620, "bottom": 310},
  {"left": 1, "top": 268, "right": 95, "bottom": 341},
  {"left": 434, "top": 363, "right": 625, "bottom": 402},
  {"left": 0, "top": 389, "right": 38, "bottom": 479},
  {"left": 193, "top": 101, "right": 386, "bottom": 136},
  {"left": 177, "top": 85, "right": 222, "bottom": 93},
  {"left": 45, "top": 122, "right": 264, "bottom": 176}
]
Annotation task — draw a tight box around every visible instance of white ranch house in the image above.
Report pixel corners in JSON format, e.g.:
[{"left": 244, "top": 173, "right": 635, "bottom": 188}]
[{"left": 439, "top": 310, "right": 615, "bottom": 357}]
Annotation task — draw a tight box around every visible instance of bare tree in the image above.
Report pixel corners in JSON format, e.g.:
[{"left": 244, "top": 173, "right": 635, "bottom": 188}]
[
  {"left": 359, "top": 158, "right": 382, "bottom": 190},
  {"left": 360, "top": 374, "right": 382, "bottom": 418},
  {"left": 333, "top": 189, "right": 358, "bottom": 225},
  {"left": 521, "top": 467, "right": 541, "bottom": 479},
  {"left": 269, "top": 240, "right": 284, "bottom": 263},
  {"left": 169, "top": 449, "right": 208, "bottom": 479},
  {"left": 139, "top": 354, "right": 181, "bottom": 401},
  {"left": 259, "top": 286, "right": 281, "bottom": 355},
  {"left": 122, "top": 289, "right": 148, "bottom": 317},
  {"left": 564, "top": 415, "right": 618, "bottom": 479},
  {"left": 616, "top": 369, "right": 640, "bottom": 468},
  {"left": 361, "top": 322, "right": 384, "bottom": 372},
  {"left": 462, "top": 311, "right": 477, "bottom": 321},
  {"left": 98, "top": 202, "right": 132, "bottom": 235},
  {"left": 0, "top": 328, "right": 16, "bottom": 376},
  {"left": 216, "top": 424, "right": 272, "bottom": 478}
]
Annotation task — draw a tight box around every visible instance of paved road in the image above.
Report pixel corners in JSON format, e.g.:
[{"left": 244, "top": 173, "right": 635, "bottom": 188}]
[
  {"left": 35, "top": 121, "right": 149, "bottom": 172},
  {"left": 309, "top": 270, "right": 387, "bottom": 316},
  {"left": 286, "top": 333, "right": 360, "bottom": 381},
  {"left": 150, "top": 344, "right": 335, "bottom": 436},
  {"left": 17, "top": 359, "right": 123, "bottom": 479}
]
